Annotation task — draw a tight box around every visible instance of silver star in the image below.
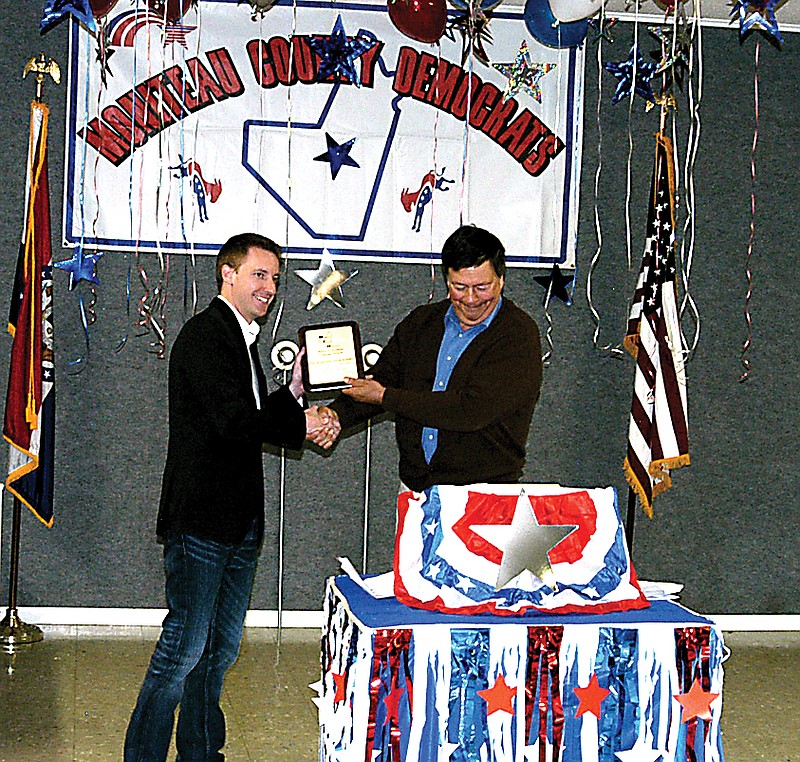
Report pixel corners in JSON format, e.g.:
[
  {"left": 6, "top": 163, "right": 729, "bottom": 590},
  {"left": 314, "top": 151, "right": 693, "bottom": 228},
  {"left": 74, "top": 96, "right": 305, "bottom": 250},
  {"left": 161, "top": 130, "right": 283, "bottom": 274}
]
[
  {"left": 472, "top": 491, "right": 578, "bottom": 590},
  {"left": 294, "top": 250, "right": 358, "bottom": 310}
]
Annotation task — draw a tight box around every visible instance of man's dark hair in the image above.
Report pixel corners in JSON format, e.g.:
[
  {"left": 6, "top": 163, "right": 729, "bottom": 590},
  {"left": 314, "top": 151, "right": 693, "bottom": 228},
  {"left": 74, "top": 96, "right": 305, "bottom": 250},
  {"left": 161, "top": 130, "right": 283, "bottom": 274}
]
[
  {"left": 440, "top": 225, "right": 506, "bottom": 279},
  {"left": 215, "top": 233, "right": 282, "bottom": 291}
]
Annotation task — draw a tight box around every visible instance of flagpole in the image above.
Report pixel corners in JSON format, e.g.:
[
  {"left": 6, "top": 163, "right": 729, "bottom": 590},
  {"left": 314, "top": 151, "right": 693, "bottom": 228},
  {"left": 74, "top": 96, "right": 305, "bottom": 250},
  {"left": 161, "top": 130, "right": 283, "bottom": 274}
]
[
  {"left": 624, "top": 487, "right": 636, "bottom": 554},
  {"left": 0, "top": 497, "right": 43, "bottom": 648}
]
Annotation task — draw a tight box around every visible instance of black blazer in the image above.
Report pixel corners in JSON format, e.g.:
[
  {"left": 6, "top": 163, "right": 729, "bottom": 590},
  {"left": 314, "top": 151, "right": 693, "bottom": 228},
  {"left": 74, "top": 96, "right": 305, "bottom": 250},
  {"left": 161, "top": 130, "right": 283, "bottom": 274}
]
[{"left": 156, "top": 298, "right": 306, "bottom": 544}]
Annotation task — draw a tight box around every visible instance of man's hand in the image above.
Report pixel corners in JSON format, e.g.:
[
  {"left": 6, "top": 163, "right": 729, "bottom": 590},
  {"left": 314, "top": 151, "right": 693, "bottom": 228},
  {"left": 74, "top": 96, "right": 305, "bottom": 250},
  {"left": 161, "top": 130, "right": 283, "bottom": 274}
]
[
  {"left": 341, "top": 376, "right": 386, "bottom": 405},
  {"left": 305, "top": 405, "right": 341, "bottom": 450},
  {"left": 289, "top": 348, "right": 305, "bottom": 400}
]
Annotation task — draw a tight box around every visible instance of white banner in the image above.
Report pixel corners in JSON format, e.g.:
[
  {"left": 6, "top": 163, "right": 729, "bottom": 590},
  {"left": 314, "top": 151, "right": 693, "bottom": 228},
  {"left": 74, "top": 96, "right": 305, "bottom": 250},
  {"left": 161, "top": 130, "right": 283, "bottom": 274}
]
[{"left": 65, "top": 0, "right": 584, "bottom": 266}]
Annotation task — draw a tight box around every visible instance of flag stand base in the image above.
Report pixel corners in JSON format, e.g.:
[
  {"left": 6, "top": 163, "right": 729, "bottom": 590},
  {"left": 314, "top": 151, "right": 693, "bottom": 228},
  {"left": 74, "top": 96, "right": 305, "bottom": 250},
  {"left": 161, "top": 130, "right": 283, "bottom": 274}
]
[{"left": 0, "top": 608, "right": 44, "bottom": 650}]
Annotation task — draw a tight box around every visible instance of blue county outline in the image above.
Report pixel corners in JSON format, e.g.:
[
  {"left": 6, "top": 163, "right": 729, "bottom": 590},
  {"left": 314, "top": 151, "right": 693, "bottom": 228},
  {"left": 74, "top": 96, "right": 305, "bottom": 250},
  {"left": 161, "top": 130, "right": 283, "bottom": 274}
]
[{"left": 64, "top": 0, "right": 578, "bottom": 266}]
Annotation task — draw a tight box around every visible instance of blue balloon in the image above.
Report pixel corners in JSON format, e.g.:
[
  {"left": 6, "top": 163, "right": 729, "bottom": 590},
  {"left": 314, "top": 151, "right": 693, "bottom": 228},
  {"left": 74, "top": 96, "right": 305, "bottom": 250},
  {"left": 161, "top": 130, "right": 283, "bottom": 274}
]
[{"left": 523, "top": 0, "right": 587, "bottom": 49}]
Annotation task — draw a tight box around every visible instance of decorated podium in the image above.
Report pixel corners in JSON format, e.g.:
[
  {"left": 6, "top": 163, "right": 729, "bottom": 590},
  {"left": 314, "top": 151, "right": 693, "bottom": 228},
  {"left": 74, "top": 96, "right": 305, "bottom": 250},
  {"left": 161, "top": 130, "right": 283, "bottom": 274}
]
[{"left": 315, "top": 485, "right": 725, "bottom": 762}]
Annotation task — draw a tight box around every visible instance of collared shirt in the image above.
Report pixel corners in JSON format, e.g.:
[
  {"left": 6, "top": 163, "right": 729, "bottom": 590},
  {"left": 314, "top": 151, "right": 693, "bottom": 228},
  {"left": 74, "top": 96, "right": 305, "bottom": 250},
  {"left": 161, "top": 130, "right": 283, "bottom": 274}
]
[
  {"left": 422, "top": 297, "right": 503, "bottom": 463},
  {"left": 216, "top": 295, "right": 261, "bottom": 409}
]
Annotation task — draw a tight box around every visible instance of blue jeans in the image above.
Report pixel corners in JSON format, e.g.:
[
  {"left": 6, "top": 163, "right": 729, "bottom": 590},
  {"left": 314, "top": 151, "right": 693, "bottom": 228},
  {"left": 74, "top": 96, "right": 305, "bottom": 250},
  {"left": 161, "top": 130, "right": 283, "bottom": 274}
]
[{"left": 124, "top": 523, "right": 260, "bottom": 762}]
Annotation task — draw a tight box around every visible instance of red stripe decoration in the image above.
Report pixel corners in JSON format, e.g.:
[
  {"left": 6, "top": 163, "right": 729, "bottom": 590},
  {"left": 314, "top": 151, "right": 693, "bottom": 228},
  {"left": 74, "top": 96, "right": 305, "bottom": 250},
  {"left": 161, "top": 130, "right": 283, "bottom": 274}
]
[{"left": 623, "top": 133, "right": 690, "bottom": 519}]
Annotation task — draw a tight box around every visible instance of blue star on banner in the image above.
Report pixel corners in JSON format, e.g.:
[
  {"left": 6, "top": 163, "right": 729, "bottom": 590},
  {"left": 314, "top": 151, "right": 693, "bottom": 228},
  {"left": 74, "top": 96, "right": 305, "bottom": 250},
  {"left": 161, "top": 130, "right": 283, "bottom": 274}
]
[
  {"left": 40, "top": 0, "right": 97, "bottom": 34},
  {"left": 534, "top": 264, "right": 574, "bottom": 306},
  {"left": 307, "top": 14, "right": 378, "bottom": 86},
  {"left": 314, "top": 133, "right": 360, "bottom": 180},
  {"left": 493, "top": 41, "right": 556, "bottom": 104},
  {"left": 604, "top": 46, "right": 659, "bottom": 105},
  {"left": 55, "top": 248, "right": 103, "bottom": 290},
  {"left": 731, "top": 0, "right": 783, "bottom": 44}
]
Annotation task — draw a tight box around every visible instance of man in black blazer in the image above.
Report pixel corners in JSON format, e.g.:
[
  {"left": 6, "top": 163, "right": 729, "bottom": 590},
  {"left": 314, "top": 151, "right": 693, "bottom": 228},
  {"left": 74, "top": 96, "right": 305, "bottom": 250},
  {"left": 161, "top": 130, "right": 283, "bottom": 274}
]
[{"left": 125, "top": 233, "right": 337, "bottom": 762}]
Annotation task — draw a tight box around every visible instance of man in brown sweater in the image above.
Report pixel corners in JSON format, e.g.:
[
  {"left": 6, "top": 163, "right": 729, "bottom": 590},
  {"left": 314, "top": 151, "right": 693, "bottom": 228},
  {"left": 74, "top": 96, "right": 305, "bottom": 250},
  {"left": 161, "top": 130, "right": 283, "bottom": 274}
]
[{"left": 314, "top": 225, "right": 542, "bottom": 490}]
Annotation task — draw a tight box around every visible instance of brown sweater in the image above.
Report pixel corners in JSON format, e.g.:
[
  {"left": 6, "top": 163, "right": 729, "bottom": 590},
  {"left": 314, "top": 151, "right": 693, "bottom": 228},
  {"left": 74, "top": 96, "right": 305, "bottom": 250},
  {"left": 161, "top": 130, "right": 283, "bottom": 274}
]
[{"left": 330, "top": 297, "right": 542, "bottom": 491}]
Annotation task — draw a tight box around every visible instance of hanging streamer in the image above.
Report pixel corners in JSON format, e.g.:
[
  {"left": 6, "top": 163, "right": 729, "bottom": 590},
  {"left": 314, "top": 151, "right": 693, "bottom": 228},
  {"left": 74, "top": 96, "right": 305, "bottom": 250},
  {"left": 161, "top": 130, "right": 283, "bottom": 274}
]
[{"left": 740, "top": 39, "right": 759, "bottom": 382}]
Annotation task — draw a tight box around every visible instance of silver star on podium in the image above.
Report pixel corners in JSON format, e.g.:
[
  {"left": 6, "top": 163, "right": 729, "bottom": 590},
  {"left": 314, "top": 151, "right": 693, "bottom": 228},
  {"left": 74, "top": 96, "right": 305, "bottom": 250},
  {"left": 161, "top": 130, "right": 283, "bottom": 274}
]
[{"left": 471, "top": 491, "right": 578, "bottom": 591}]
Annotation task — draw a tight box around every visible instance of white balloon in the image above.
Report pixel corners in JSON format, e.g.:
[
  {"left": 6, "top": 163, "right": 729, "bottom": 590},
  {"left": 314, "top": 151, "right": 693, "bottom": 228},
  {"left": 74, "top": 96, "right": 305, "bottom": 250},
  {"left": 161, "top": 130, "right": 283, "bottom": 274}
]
[{"left": 548, "top": 0, "right": 604, "bottom": 23}]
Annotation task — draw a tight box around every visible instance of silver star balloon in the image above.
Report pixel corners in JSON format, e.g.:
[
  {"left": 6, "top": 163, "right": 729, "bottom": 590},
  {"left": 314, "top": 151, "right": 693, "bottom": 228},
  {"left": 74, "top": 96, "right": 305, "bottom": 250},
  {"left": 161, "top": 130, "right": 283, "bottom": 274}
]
[
  {"left": 471, "top": 490, "right": 578, "bottom": 591},
  {"left": 294, "top": 250, "right": 358, "bottom": 310}
]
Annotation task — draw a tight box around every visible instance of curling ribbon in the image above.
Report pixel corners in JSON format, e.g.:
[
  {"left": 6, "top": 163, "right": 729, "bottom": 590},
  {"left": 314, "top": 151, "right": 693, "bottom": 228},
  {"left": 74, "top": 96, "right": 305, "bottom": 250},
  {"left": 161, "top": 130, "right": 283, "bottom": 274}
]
[
  {"left": 595, "top": 627, "right": 638, "bottom": 760},
  {"left": 449, "top": 629, "right": 491, "bottom": 760},
  {"left": 674, "top": 626, "right": 712, "bottom": 761},
  {"left": 366, "top": 628, "right": 413, "bottom": 762},
  {"left": 740, "top": 39, "right": 759, "bottom": 382},
  {"left": 525, "top": 626, "right": 565, "bottom": 762}
]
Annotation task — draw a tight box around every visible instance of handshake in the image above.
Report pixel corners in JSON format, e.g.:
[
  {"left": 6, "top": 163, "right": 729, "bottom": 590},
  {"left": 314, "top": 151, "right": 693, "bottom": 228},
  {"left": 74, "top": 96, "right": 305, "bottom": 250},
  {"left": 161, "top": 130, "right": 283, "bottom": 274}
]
[{"left": 304, "top": 406, "right": 341, "bottom": 450}]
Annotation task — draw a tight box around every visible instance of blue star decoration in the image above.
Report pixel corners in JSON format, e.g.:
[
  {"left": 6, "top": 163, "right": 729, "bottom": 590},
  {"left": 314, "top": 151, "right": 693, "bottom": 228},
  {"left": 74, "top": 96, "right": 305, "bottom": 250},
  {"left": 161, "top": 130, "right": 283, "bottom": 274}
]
[
  {"left": 604, "top": 46, "right": 659, "bottom": 106},
  {"left": 40, "top": 0, "right": 97, "bottom": 34},
  {"left": 493, "top": 42, "right": 556, "bottom": 104},
  {"left": 314, "top": 133, "right": 360, "bottom": 180},
  {"left": 55, "top": 248, "right": 103, "bottom": 290},
  {"left": 731, "top": 0, "right": 783, "bottom": 45},
  {"left": 534, "top": 264, "right": 574, "bottom": 306},
  {"left": 307, "top": 14, "right": 378, "bottom": 87}
]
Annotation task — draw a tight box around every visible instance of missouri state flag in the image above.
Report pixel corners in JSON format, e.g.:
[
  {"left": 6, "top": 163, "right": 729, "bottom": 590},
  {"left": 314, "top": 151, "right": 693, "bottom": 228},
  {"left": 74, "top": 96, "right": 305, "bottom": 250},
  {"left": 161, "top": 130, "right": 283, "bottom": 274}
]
[
  {"left": 393, "top": 484, "right": 647, "bottom": 615},
  {"left": 4, "top": 100, "right": 56, "bottom": 526}
]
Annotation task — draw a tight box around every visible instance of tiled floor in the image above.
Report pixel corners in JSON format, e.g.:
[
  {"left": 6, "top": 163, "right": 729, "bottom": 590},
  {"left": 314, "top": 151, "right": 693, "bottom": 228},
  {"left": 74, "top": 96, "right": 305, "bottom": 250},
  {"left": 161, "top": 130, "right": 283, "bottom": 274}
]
[{"left": 1, "top": 627, "right": 798, "bottom": 761}]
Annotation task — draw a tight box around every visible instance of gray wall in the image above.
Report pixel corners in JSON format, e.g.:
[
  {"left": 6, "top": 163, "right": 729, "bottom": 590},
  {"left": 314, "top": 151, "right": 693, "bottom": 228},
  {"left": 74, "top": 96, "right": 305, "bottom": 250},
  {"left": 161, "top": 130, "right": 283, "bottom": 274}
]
[{"left": 1, "top": 7, "right": 797, "bottom": 615}]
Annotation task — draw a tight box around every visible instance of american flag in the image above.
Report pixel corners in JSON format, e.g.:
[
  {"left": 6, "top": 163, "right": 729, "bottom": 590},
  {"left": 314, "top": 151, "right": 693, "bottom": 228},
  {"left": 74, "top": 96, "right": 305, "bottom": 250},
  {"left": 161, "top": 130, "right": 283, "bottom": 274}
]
[
  {"left": 623, "top": 133, "right": 689, "bottom": 519},
  {"left": 4, "top": 101, "right": 56, "bottom": 526}
]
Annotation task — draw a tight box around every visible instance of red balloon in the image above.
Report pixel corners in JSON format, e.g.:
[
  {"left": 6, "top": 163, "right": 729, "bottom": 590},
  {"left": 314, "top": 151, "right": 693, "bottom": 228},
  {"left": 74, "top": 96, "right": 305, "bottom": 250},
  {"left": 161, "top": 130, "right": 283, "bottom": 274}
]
[
  {"left": 146, "top": 0, "right": 196, "bottom": 24},
  {"left": 89, "top": 0, "right": 119, "bottom": 21},
  {"left": 388, "top": 0, "right": 447, "bottom": 44}
]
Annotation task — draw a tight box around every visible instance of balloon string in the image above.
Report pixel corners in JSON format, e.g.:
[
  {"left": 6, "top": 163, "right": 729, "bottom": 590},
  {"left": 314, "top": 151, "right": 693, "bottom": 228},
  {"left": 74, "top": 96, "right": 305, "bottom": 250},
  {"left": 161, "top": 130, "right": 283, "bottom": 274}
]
[
  {"left": 115, "top": 258, "right": 132, "bottom": 353},
  {"left": 541, "top": 280, "right": 554, "bottom": 368},
  {"left": 740, "top": 38, "right": 759, "bottom": 383},
  {"left": 362, "top": 421, "right": 372, "bottom": 574},
  {"left": 586, "top": 15, "right": 623, "bottom": 357},
  {"left": 66, "top": 291, "right": 91, "bottom": 374},
  {"left": 678, "top": 7, "right": 702, "bottom": 361}
]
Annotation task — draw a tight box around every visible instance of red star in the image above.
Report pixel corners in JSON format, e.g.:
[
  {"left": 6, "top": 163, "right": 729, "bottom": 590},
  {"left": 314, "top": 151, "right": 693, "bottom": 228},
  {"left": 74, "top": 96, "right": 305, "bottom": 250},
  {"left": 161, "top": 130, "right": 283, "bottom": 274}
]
[
  {"left": 477, "top": 674, "right": 516, "bottom": 715},
  {"left": 673, "top": 678, "right": 719, "bottom": 722},
  {"left": 383, "top": 684, "right": 406, "bottom": 724},
  {"left": 331, "top": 671, "right": 347, "bottom": 703},
  {"left": 573, "top": 673, "right": 611, "bottom": 718}
]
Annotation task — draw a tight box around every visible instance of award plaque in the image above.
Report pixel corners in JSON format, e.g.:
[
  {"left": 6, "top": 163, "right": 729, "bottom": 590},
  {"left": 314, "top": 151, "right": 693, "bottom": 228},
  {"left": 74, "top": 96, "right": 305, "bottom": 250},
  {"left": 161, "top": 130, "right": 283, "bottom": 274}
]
[{"left": 299, "top": 321, "right": 364, "bottom": 393}]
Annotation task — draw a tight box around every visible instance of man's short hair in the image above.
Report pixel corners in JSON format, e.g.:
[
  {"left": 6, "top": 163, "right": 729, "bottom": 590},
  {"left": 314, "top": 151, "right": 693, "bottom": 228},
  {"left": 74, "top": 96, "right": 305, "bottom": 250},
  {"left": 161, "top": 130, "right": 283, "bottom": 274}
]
[
  {"left": 216, "top": 233, "right": 282, "bottom": 291},
  {"left": 440, "top": 225, "right": 506, "bottom": 279}
]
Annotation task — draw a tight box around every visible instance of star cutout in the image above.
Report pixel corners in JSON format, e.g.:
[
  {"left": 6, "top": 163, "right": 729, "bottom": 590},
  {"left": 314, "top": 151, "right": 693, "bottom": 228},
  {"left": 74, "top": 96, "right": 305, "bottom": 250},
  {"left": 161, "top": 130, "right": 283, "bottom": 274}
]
[
  {"left": 331, "top": 671, "right": 347, "bottom": 702},
  {"left": 427, "top": 562, "right": 442, "bottom": 579},
  {"left": 534, "top": 264, "right": 574, "bottom": 306},
  {"left": 314, "top": 133, "right": 360, "bottom": 180},
  {"left": 423, "top": 519, "right": 439, "bottom": 536},
  {"left": 455, "top": 574, "right": 475, "bottom": 593},
  {"left": 477, "top": 673, "right": 516, "bottom": 715},
  {"left": 471, "top": 491, "right": 578, "bottom": 590},
  {"left": 573, "top": 673, "right": 610, "bottom": 718},
  {"left": 445, "top": 5, "right": 495, "bottom": 67},
  {"left": 588, "top": 15, "right": 618, "bottom": 45},
  {"left": 383, "top": 684, "right": 406, "bottom": 725},
  {"left": 294, "top": 250, "right": 358, "bottom": 310},
  {"left": 54, "top": 248, "right": 103, "bottom": 291},
  {"left": 731, "top": 0, "right": 782, "bottom": 44},
  {"left": 40, "top": 0, "right": 97, "bottom": 34},
  {"left": 673, "top": 678, "right": 719, "bottom": 722},
  {"left": 604, "top": 46, "right": 659, "bottom": 105},
  {"left": 493, "top": 42, "right": 556, "bottom": 103},
  {"left": 307, "top": 14, "right": 378, "bottom": 86},
  {"left": 648, "top": 16, "right": 692, "bottom": 93}
]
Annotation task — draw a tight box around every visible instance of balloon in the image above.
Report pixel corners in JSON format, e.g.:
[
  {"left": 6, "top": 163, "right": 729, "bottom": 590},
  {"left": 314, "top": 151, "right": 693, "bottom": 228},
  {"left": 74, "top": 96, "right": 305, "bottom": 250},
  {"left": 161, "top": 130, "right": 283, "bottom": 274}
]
[
  {"left": 146, "top": 0, "right": 195, "bottom": 24},
  {"left": 388, "top": 0, "right": 447, "bottom": 44},
  {"left": 548, "top": 0, "right": 603, "bottom": 23},
  {"left": 523, "top": 0, "right": 588, "bottom": 48},
  {"left": 89, "top": 0, "right": 119, "bottom": 21}
]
